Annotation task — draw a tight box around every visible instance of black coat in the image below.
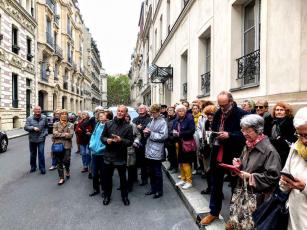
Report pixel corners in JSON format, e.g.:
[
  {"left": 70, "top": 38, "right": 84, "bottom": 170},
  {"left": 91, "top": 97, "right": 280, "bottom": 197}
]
[
  {"left": 165, "top": 115, "right": 176, "bottom": 148},
  {"left": 211, "top": 105, "right": 247, "bottom": 164},
  {"left": 263, "top": 115, "right": 297, "bottom": 167},
  {"left": 132, "top": 114, "right": 152, "bottom": 147},
  {"left": 101, "top": 117, "right": 133, "bottom": 164}
]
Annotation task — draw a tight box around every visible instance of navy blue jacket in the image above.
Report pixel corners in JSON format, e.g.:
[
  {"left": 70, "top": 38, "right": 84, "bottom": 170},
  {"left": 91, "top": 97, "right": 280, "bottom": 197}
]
[
  {"left": 172, "top": 113, "right": 195, "bottom": 141},
  {"left": 211, "top": 105, "right": 247, "bottom": 164}
]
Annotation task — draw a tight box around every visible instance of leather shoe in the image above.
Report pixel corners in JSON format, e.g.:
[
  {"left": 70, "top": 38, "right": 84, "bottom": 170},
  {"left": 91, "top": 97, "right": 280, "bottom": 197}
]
[
  {"left": 30, "top": 168, "right": 36, "bottom": 173},
  {"left": 57, "top": 179, "right": 65, "bottom": 186},
  {"left": 89, "top": 191, "right": 100, "bottom": 197},
  {"left": 145, "top": 191, "right": 154, "bottom": 196},
  {"left": 200, "top": 188, "right": 211, "bottom": 195},
  {"left": 200, "top": 214, "right": 218, "bottom": 226},
  {"left": 103, "top": 197, "right": 111, "bottom": 205},
  {"left": 122, "top": 197, "right": 130, "bottom": 206},
  {"left": 40, "top": 170, "right": 46, "bottom": 175},
  {"left": 153, "top": 193, "right": 163, "bottom": 199}
]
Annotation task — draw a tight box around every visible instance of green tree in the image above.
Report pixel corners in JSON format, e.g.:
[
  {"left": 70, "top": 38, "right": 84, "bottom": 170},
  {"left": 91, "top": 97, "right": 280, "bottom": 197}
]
[{"left": 107, "top": 74, "right": 131, "bottom": 107}]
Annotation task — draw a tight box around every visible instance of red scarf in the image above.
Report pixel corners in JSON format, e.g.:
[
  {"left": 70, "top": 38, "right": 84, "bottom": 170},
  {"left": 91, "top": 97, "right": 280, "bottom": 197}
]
[{"left": 246, "top": 134, "right": 265, "bottom": 150}]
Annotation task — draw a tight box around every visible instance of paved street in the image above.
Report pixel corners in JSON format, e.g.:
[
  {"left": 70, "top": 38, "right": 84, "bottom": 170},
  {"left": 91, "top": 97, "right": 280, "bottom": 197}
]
[{"left": 0, "top": 135, "right": 198, "bottom": 230}]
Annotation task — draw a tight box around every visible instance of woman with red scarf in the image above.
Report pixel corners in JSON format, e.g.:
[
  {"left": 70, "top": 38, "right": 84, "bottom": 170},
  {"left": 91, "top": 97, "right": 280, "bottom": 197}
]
[
  {"left": 225, "top": 114, "right": 282, "bottom": 230},
  {"left": 75, "top": 111, "right": 93, "bottom": 176}
]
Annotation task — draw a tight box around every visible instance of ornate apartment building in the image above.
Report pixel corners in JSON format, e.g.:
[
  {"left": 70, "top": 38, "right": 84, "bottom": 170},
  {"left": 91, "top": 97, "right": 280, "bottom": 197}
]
[
  {"left": 0, "top": 0, "right": 37, "bottom": 131},
  {"left": 131, "top": 0, "right": 307, "bottom": 110}
]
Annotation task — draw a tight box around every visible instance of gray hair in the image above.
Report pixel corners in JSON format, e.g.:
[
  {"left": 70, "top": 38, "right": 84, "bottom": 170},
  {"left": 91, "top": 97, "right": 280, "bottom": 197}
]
[
  {"left": 293, "top": 107, "right": 307, "bottom": 128},
  {"left": 95, "top": 106, "right": 104, "bottom": 112},
  {"left": 240, "top": 114, "right": 264, "bottom": 134},
  {"left": 175, "top": 104, "right": 187, "bottom": 112},
  {"left": 138, "top": 104, "right": 148, "bottom": 112},
  {"left": 82, "top": 111, "right": 90, "bottom": 117}
]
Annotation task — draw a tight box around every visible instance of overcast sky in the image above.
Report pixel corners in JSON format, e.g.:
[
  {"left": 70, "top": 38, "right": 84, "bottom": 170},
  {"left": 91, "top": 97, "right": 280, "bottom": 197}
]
[{"left": 78, "top": 0, "right": 143, "bottom": 75}]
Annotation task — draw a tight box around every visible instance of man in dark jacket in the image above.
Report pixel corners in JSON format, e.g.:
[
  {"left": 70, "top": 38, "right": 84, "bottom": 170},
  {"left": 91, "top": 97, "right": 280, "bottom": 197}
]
[
  {"left": 201, "top": 91, "right": 247, "bottom": 226},
  {"left": 132, "top": 105, "right": 152, "bottom": 185},
  {"left": 165, "top": 106, "right": 178, "bottom": 173},
  {"left": 24, "top": 106, "right": 49, "bottom": 174},
  {"left": 101, "top": 105, "right": 133, "bottom": 206}
]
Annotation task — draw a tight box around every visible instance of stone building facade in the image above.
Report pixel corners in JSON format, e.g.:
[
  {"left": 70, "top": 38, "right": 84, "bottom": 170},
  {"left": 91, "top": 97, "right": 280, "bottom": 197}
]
[
  {"left": 131, "top": 0, "right": 307, "bottom": 110},
  {"left": 0, "top": 0, "right": 37, "bottom": 131}
]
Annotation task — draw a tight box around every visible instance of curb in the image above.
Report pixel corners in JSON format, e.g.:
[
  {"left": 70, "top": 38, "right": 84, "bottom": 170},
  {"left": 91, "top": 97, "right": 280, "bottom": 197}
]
[
  {"left": 162, "top": 161, "right": 225, "bottom": 230},
  {"left": 8, "top": 133, "right": 28, "bottom": 140}
]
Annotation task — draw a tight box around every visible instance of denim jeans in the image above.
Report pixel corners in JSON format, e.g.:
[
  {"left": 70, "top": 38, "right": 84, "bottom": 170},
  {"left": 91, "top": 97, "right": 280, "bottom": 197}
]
[
  {"left": 147, "top": 159, "right": 163, "bottom": 194},
  {"left": 80, "top": 144, "right": 91, "bottom": 168},
  {"left": 29, "top": 141, "right": 46, "bottom": 171}
]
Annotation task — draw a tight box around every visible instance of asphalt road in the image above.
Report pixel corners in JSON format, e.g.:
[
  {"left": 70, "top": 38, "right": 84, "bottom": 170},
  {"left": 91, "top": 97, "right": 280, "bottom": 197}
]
[{"left": 0, "top": 135, "right": 198, "bottom": 230}]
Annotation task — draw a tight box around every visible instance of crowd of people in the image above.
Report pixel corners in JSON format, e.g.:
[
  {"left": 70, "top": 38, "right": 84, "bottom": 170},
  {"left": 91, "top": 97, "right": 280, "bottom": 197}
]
[{"left": 24, "top": 90, "right": 307, "bottom": 229}]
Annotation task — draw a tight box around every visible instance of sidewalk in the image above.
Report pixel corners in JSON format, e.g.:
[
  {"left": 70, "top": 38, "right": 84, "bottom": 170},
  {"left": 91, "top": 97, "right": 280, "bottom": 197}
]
[
  {"left": 6, "top": 128, "right": 28, "bottom": 140},
  {"left": 162, "top": 161, "right": 230, "bottom": 230}
]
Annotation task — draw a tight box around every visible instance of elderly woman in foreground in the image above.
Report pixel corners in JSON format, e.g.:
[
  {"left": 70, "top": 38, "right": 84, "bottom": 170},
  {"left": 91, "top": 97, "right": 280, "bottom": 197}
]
[
  {"left": 226, "top": 114, "right": 281, "bottom": 230},
  {"left": 279, "top": 107, "right": 307, "bottom": 230}
]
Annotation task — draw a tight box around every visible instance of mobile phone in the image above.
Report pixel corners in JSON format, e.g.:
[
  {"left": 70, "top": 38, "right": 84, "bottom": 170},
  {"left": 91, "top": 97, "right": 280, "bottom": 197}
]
[{"left": 280, "top": 171, "right": 296, "bottom": 181}]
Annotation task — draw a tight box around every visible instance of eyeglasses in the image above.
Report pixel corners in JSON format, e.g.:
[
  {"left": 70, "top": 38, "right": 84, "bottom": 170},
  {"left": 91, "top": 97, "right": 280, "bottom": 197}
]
[
  {"left": 255, "top": 106, "right": 265, "bottom": 109},
  {"left": 295, "top": 132, "right": 307, "bottom": 139}
]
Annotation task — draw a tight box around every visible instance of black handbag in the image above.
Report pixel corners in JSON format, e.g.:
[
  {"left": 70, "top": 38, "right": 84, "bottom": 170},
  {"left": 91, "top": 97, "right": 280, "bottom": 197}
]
[
  {"left": 252, "top": 187, "right": 289, "bottom": 230},
  {"left": 51, "top": 143, "right": 65, "bottom": 154}
]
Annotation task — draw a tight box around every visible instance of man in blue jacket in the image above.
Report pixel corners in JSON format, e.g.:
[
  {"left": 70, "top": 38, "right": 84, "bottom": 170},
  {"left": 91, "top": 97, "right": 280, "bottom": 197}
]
[
  {"left": 24, "top": 106, "right": 49, "bottom": 174},
  {"left": 201, "top": 91, "right": 247, "bottom": 226}
]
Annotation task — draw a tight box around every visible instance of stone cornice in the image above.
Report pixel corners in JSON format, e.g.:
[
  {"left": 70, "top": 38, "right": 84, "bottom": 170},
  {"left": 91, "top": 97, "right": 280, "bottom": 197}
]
[
  {"left": 152, "top": 0, "right": 195, "bottom": 64},
  {"left": 0, "top": 47, "right": 35, "bottom": 74},
  {"left": 0, "top": 0, "right": 37, "bottom": 36}
]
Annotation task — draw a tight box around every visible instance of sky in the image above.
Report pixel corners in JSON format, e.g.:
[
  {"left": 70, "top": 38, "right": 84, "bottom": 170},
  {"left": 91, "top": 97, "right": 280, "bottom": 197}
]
[{"left": 78, "top": 0, "right": 143, "bottom": 75}]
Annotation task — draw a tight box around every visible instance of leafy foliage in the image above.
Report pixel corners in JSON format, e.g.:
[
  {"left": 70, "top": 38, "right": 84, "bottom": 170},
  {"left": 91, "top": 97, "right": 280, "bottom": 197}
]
[{"left": 107, "top": 74, "right": 131, "bottom": 107}]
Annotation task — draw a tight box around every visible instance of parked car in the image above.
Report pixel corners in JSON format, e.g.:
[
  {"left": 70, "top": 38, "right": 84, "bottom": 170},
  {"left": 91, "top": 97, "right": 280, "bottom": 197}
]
[
  {"left": 0, "top": 130, "right": 8, "bottom": 153},
  {"left": 41, "top": 110, "right": 54, "bottom": 133},
  {"left": 107, "top": 106, "right": 138, "bottom": 121}
]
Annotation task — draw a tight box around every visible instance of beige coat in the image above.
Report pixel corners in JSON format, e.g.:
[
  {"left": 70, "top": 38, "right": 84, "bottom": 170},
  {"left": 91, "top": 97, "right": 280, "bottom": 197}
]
[{"left": 52, "top": 122, "right": 74, "bottom": 149}]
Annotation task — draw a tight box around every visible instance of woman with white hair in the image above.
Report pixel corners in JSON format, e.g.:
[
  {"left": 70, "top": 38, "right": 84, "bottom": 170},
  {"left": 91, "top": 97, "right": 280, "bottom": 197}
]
[
  {"left": 225, "top": 114, "right": 281, "bottom": 230},
  {"left": 279, "top": 107, "right": 307, "bottom": 230},
  {"left": 173, "top": 104, "right": 196, "bottom": 190}
]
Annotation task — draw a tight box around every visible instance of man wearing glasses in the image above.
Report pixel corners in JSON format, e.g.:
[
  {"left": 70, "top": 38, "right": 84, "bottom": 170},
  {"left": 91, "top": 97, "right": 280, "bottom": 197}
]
[{"left": 255, "top": 100, "right": 270, "bottom": 118}]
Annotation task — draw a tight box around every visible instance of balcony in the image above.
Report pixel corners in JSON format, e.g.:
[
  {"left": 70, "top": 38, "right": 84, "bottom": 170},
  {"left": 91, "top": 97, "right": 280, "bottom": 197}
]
[
  {"left": 46, "top": 0, "right": 55, "bottom": 13},
  {"left": 46, "top": 31, "right": 54, "bottom": 47},
  {"left": 63, "top": 82, "right": 68, "bottom": 90},
  {"left": 201, "top": 72, "right": 210, "bottom": 96},
  {"left": 236, "top": 49, "right": 260, "bottom": 86},
  {"left": 12, "top": 44, "right": 20, "bottom": 54},
  {"left": 12, "top": 99, "right": 18, "bottom": 108},
  {"left": 54, "top": 44, "right": 63, "bottom": 59}
]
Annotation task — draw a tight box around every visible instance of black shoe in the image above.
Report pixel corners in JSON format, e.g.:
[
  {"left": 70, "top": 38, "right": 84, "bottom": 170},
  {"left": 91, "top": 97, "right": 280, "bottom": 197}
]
[
  {"left": 127, "top": 186, "right": 133, "bottom": 193},
  {"left": 153, "top": 193, "right": 163, "bottom": 199},
  {"left": 88, "top": 173, "right": 92, "bottom": 179},
  {"left": 40, "top": 170, "right": 46, "bottom": 175},
  {"left": 30, "top": 168, "right": 36, "bottom": 173},
  {"left": 200, "top": 188, "right": 211, "bottom": 195},
  {"left": 139, "top": 181, "right": 148, "bottom": 186},
  {"left": 103, "top": 197, "right": 111, "bottom": 205},
  {"left": 122, "top": 197, "right": 130, "bottom": 206},
  {"left": 89, "top": 191, "right": 100, "bottom": 197},
  {"left": 145, "top": 191, "right": 154, "bottom": 196}
]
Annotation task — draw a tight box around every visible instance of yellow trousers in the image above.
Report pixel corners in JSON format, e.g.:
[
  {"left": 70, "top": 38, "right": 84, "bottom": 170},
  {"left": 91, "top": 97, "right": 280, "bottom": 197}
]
[{"left": 180, "top": 163, "right": 192, "bottom": 184}]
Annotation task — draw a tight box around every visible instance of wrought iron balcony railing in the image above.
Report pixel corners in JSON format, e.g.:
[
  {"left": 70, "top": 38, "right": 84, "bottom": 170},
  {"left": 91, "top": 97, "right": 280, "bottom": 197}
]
[
  {"left": 183, "top": 83, "right": 187, "bottom": 95},
  {"left": 236, "top": 49, "right": 260, "bottom": 85},
  {"left": 201, "top": 72, "right": 210, "bottom": 96},
  {"left": 46, "top": 31, "right": 53, "bottom": 47},
  {"left": 54, "top": 44, "right": 63, "bottom": 58}
]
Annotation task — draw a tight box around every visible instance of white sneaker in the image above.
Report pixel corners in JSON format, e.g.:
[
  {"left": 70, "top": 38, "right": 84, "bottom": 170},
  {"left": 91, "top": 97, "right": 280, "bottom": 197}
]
[
  {"left": 182, "top": 182, "right": 192, "bottom": 190},
  {"left": 192, "top": 170, "right": 197, "bottom": 175},
  {"left": 175, "top": 180, "right": 185, "bottom": 186},
  {"left": 178, "top": 175, "right": 181, "bottom": 179}
]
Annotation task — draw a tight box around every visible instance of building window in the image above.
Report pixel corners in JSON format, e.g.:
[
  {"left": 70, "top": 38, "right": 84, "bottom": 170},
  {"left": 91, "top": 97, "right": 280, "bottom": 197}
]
[
  {"left": 54, "top": 64, "right": 58, "bottom": 80},
  {"left": 159, "top": 15, "right": 163, "bottom": 47},
  {"left": 12, "top": 74, "right": 18, "bottom": 108},
  {"left": 12, "top": 26, "right": 20, "bottom": 54},
  {"left": 46, "top": 17, "right": 53, "bottom": 46},
  {"left": 26, "top": 37, "right": 33, "bottom": 62},
  {"left": 237, "top": 0, "right": 261, "bottom": 86}
]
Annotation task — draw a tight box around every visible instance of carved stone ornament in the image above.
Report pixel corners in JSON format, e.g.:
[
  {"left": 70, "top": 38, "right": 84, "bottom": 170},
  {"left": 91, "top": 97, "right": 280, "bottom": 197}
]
[
  {"left": 25, "top": 62, "right": 35, "bottom": 74},
  {"left": 0, "top": 0, "right": 36, "bottom": 35},
  {"left": 0, "top": 47, "right": 7, "bottom": 61},
  {"left": 10, "top": 54, "right": 23, "bottom": 69}
]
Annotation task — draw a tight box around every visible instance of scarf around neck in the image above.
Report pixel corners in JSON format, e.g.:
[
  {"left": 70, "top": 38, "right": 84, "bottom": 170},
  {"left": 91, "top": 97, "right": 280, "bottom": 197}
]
[
  {"left": 246, "top": 133, "right": 265, "bottom": 150},
  {"left": 294, "top": 139, "right": 307, "bottom": 161},
  {"left": 60, "top": 117, "right": 68, "bottom": 127}
]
